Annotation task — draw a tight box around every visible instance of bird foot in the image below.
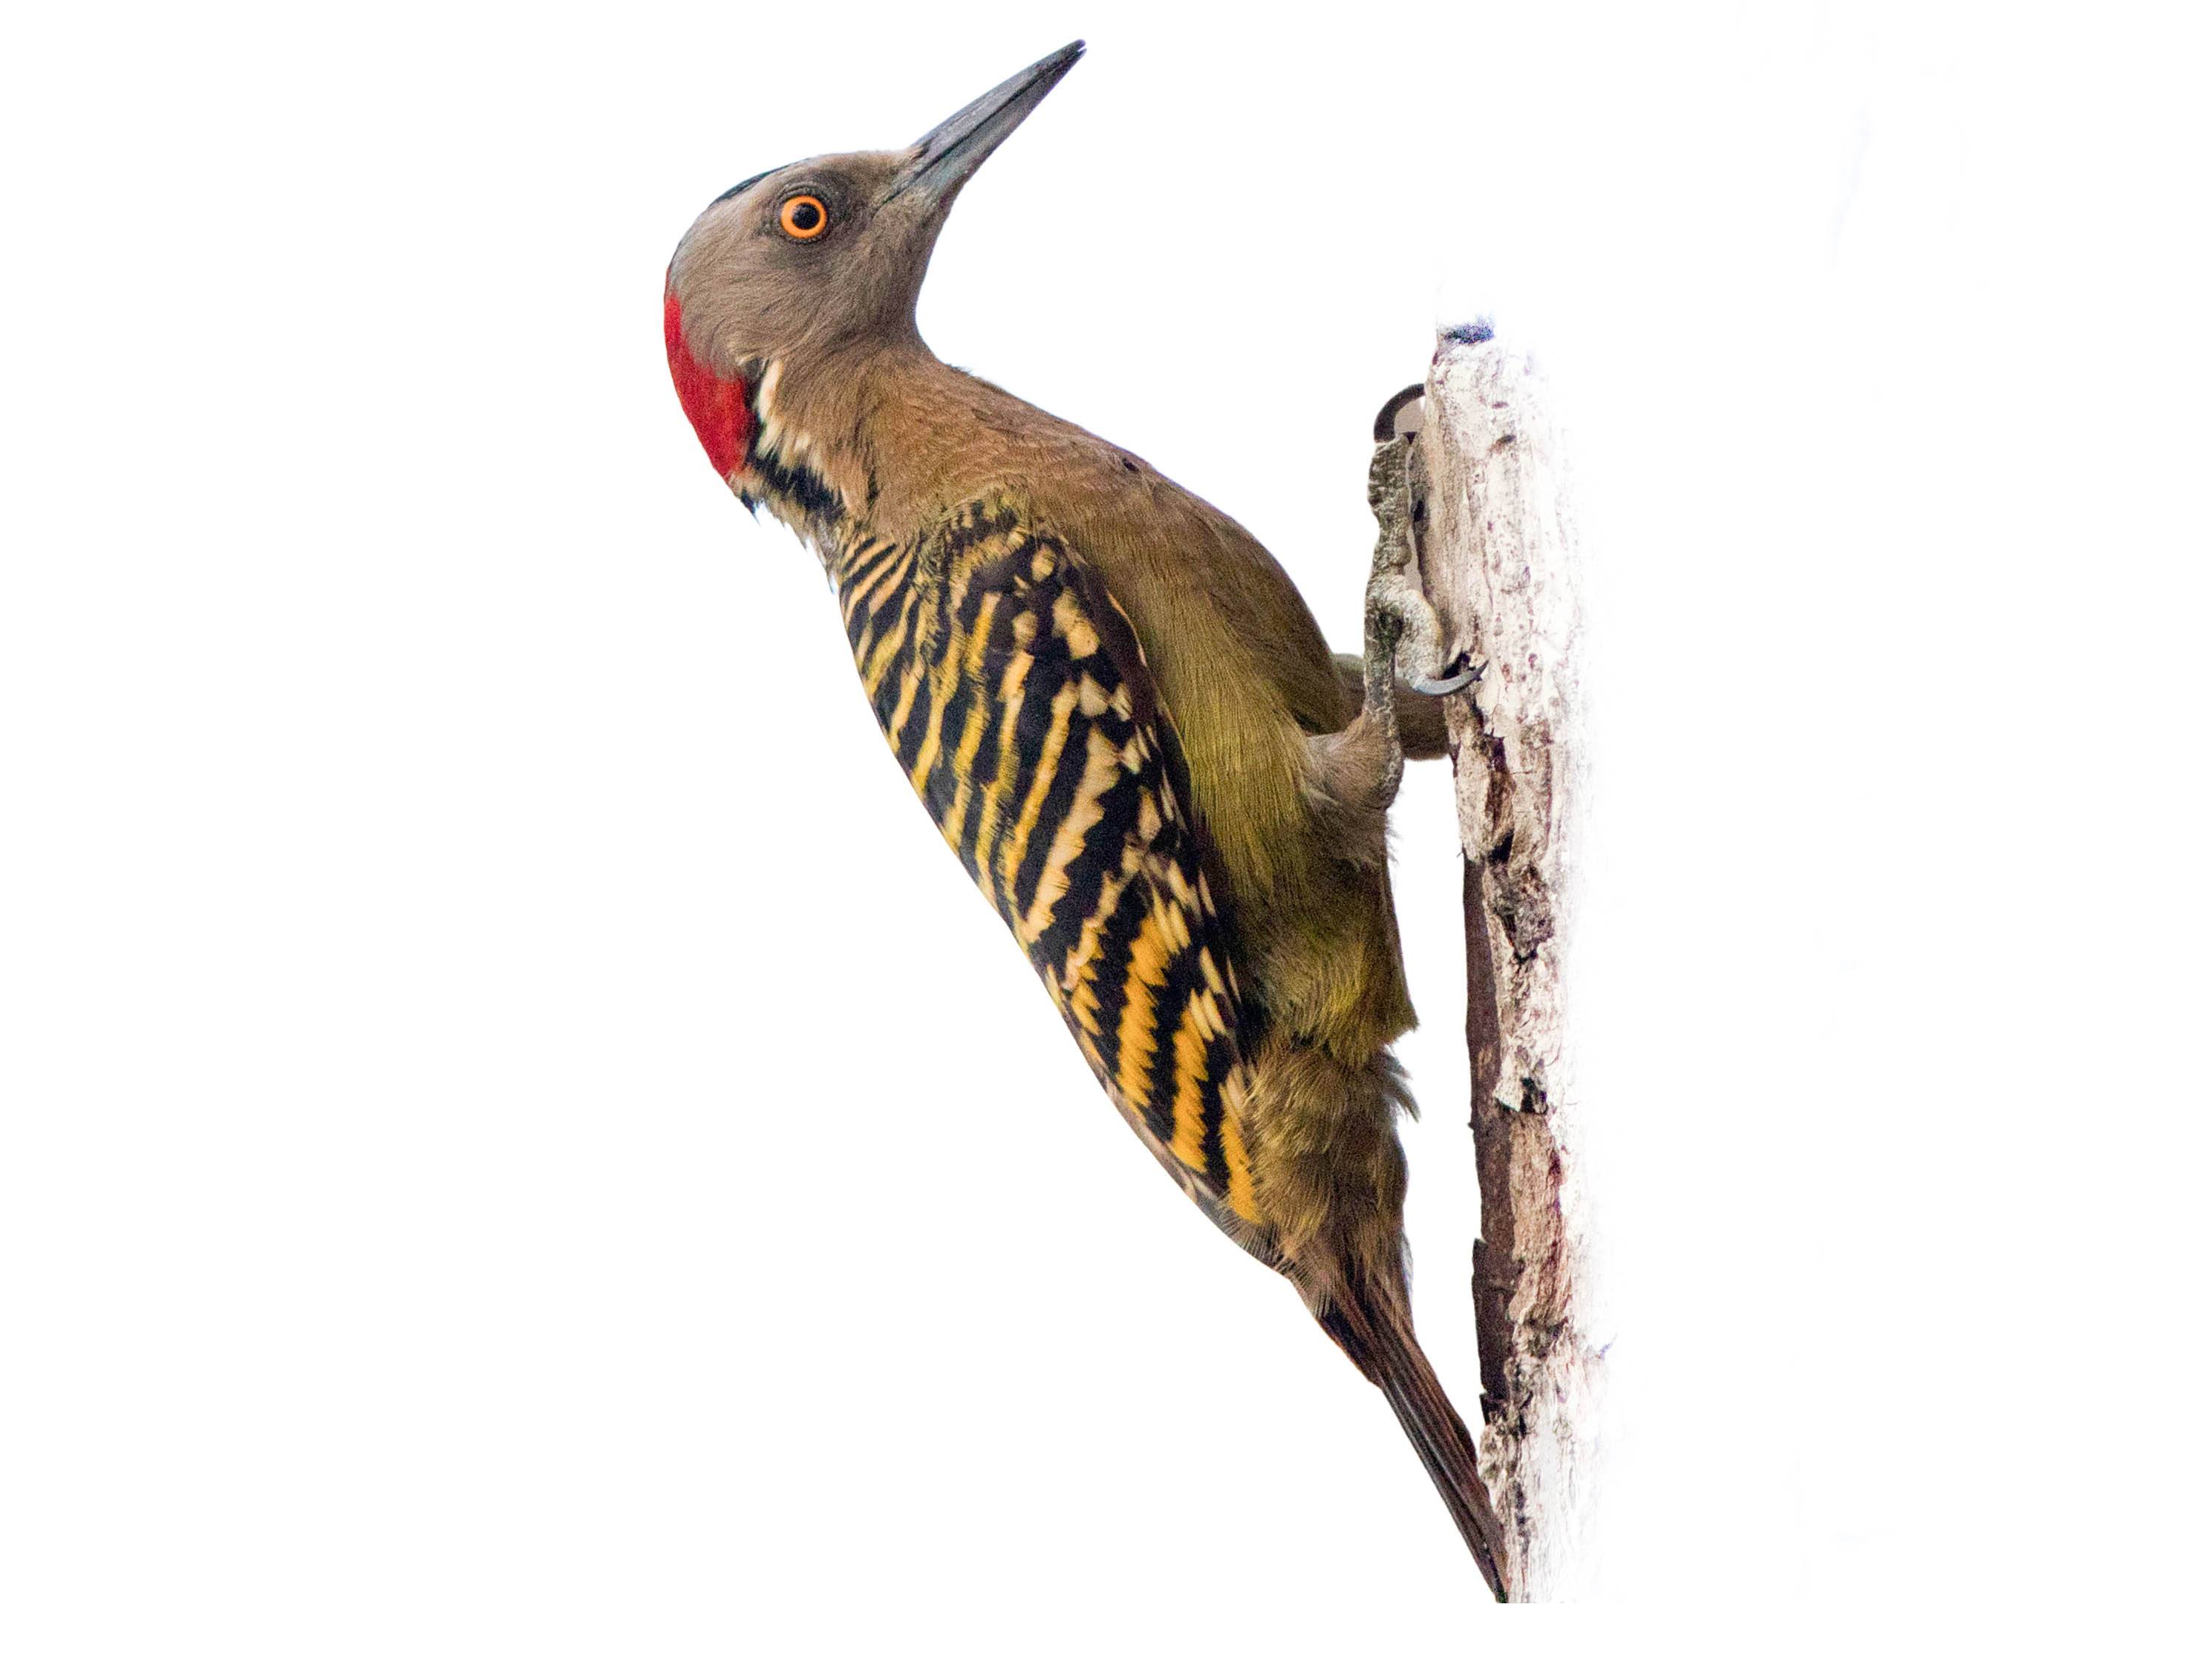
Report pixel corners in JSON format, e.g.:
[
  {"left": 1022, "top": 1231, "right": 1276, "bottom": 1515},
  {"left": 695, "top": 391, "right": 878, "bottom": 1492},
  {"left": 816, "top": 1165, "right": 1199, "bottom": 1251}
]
[
  {"left": 1364, "top": 392, "right": 1472, "bottom": 703},
  {"left": 1308, "top": 385, "right": 1481, "bottom": 818}
]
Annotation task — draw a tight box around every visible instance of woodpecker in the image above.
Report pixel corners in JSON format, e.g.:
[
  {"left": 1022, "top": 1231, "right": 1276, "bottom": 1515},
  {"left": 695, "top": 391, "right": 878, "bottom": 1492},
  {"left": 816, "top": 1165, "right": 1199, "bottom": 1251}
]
[{"left": 664, "top": 42, "right": 1505, "bottom": 1598}]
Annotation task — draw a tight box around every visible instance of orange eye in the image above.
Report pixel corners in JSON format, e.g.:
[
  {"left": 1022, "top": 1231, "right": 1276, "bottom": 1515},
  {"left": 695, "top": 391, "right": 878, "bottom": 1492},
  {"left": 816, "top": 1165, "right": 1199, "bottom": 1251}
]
[{"left": 779, "top": 195, "right": 829, "bottom": 240}]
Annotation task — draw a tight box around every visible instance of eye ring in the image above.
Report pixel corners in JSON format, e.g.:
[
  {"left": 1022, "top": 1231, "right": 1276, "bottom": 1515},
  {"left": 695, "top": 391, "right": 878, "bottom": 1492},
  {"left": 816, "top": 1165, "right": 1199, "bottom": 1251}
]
[{"left": 778, "top": 195, "right": 829, "bottom": 241}]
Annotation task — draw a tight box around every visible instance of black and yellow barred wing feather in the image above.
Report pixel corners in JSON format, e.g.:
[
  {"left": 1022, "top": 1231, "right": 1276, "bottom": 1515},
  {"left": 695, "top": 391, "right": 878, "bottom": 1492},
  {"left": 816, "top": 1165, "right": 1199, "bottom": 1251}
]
[{"left": 829, "top": 496, "right": 1268, "bottom": 1247}]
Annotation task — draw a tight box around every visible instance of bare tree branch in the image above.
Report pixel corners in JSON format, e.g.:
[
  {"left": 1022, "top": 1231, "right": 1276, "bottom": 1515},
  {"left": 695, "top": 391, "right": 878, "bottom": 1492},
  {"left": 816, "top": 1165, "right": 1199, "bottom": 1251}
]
[{"left": 1415, "top": 327, "right": 1599, "bottom": 1600}]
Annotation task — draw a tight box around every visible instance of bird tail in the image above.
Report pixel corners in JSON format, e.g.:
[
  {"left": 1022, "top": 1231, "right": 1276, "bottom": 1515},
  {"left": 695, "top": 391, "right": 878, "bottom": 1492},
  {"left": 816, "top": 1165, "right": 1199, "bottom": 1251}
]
[{"left": 1317, "top": 1280, "right": 1511, "bottom": 1601}]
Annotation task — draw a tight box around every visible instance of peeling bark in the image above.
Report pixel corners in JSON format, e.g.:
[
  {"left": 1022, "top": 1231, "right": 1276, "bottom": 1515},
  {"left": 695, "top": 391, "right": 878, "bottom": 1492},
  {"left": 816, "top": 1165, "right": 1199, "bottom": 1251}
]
[{"left": 1414, "top": 328, "right": 1598, "bottom": 1601}]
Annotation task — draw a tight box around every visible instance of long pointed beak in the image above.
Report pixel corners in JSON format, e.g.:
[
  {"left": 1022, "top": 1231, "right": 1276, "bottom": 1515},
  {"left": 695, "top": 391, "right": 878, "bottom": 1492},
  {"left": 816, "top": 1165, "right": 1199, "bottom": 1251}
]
[{"left": 887, "top": 40, "right": 1084, "bottom": 209}]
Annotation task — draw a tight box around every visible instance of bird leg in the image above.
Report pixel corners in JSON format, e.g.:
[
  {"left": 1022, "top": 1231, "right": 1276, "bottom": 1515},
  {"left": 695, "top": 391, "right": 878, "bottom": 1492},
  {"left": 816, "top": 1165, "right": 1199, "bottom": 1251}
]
[{"left": 1313, "top": 394, "right": 1482, "bottom": 817}]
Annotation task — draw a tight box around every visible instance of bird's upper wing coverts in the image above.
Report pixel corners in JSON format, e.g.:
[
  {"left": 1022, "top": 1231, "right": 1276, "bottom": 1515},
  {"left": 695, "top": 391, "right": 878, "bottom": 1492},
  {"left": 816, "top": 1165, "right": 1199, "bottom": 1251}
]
[{"left": 828, "top": 495, "right": 1268, "bottom": 1245}]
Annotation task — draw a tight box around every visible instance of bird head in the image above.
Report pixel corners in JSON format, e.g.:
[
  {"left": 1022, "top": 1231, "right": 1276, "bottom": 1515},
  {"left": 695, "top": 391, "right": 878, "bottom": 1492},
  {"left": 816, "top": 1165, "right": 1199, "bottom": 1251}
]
[{"left": 665, "top": 41, "right": 1083, "bottom": 483}]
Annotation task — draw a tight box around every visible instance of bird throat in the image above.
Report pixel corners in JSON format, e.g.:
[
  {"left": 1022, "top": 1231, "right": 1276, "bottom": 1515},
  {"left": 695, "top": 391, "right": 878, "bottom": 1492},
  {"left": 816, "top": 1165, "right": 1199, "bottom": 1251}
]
[{"left": 664, "top": 289, "right": 754, "bottom": 480}]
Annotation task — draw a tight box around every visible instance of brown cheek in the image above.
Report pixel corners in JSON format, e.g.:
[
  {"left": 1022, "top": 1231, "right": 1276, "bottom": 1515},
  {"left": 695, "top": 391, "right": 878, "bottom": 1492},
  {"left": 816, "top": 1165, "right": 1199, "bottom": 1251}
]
[{"left": 663, "top": 287, "right": 754, "bottom": 479}]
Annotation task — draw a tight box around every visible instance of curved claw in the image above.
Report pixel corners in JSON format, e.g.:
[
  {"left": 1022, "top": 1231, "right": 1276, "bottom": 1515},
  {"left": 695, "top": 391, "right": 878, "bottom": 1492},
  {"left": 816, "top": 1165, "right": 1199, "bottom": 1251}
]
[
  {"left": 1406, "top": 656, "right": 1485, "bottom": 697},
  {"left": 1373, "top": 383, "right": 1427, "bottom": 442}
]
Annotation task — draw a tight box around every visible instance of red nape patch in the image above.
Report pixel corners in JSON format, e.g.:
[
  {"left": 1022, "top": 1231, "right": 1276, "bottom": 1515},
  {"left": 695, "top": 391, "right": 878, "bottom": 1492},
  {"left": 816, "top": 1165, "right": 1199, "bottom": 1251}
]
[{"left": 664, "top": 287, "right": 753, "bottom": 480}]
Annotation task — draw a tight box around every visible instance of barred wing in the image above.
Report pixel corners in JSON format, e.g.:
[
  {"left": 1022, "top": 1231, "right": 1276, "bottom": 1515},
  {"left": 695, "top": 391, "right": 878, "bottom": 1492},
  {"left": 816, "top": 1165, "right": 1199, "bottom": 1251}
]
[{"left": 830, "top": 497, "right": 1266, "bottom": 1241}]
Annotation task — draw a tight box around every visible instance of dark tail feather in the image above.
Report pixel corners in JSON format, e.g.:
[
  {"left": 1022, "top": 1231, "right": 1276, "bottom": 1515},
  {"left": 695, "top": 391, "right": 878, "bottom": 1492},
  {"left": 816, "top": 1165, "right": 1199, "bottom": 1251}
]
[{"left": 1319, "top": 1286, "right": 1511, "bottom": 1602}]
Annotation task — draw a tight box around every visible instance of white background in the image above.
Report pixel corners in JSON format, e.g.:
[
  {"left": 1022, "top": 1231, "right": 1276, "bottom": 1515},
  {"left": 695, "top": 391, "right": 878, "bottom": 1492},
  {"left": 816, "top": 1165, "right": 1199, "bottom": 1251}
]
[{"left": 4, "top": 1, "right": 2206, "bottom": 1652}]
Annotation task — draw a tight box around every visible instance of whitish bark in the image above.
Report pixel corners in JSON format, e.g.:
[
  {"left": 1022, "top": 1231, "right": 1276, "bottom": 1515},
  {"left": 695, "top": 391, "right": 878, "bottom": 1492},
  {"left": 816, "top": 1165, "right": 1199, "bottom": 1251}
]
[{"left": 1414, "top": 327, "right": 1598, "bottom": 1601}]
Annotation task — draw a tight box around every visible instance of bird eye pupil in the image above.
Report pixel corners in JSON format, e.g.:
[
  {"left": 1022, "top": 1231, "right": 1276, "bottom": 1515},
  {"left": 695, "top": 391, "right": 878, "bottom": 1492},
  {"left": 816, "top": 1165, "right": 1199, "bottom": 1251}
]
[{"left": 790, "top": 201, "right": 820, "bottom": 231}]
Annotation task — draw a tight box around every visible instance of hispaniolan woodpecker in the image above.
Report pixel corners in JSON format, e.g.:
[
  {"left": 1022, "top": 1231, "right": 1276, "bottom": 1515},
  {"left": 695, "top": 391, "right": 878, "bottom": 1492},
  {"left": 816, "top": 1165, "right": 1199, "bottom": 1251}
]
[{"left": 662, "top": 41, "right": 1504, "bottom": 1598}]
